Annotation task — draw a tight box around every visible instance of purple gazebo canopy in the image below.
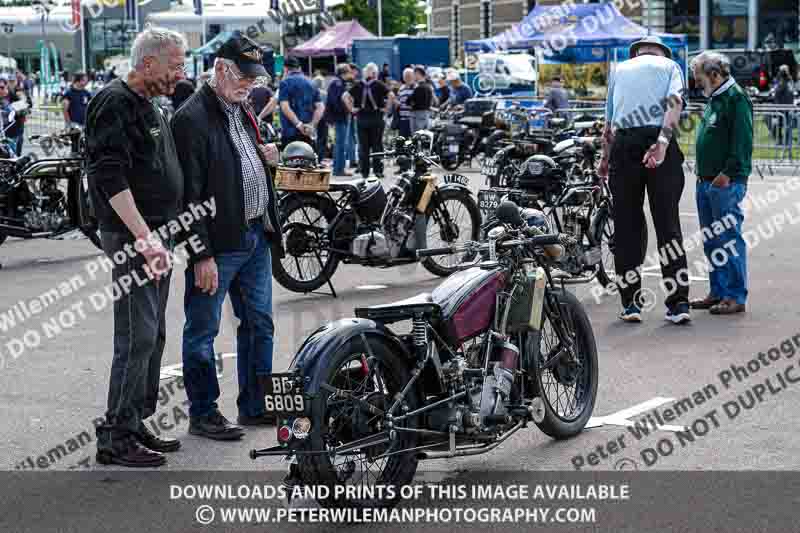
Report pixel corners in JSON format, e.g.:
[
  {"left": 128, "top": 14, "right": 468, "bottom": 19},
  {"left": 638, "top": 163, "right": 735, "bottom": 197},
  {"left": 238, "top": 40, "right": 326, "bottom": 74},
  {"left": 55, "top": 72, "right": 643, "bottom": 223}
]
[{"left": 289, "top": 20, "right": 376, "bottom": 58}]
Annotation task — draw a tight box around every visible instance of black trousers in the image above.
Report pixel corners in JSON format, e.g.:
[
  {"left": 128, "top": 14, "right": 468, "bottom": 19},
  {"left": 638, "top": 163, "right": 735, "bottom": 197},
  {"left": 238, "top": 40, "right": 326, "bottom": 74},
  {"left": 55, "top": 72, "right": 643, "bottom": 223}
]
[
  {"left": 96, "top": 231, "right": 172, "bottom": 453},
  {"left": 608, "top": 127, "right": 688, "bottom": 309},
  {"left": 357, "top": 112, "right": 384, "bottom": 178}
]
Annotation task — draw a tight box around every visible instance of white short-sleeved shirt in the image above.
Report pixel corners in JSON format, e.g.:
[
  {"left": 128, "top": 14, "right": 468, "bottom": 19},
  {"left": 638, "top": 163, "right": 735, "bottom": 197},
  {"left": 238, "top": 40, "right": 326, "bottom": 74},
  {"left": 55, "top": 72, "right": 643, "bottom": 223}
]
[{"left": 605, "top": 55, "right": 685, "bottom": 130}]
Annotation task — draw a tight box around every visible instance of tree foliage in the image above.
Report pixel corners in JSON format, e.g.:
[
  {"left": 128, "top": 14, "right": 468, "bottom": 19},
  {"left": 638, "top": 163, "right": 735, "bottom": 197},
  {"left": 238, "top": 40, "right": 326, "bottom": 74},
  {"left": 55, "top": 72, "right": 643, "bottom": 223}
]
[{"left": 340, "top": 0, "right": 425, "bottom": 37}]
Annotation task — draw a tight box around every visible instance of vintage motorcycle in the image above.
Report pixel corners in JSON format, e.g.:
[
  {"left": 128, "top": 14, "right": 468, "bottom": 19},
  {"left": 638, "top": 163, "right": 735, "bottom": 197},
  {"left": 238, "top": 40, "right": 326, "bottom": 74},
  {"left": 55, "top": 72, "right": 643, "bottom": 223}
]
[
  {"left": 478, "top": 144, "right": 617, "bottom": 287},
  {"left": 273, "top": 134, "right": 482, "bottom": 295},
  {"left": 250, "top": 201, "right": 598, "bottom": 510},
  {"left": 0, "top": 127, "right": 100, "bottom": 252}
]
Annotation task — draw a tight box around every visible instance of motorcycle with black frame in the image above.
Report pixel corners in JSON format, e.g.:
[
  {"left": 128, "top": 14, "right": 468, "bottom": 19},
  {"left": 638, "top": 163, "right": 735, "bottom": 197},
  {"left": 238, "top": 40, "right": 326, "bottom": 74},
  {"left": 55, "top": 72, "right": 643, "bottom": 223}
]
[
  {"left": 0, "top": 127, "right": 100, "bottom": 255},
  {"left": 250, "top": 200, "right": 598, "bottom": 511},
  {"left": 478, "top": 142, "right": 618, "bottom": 287},
  {"left": 272, "top": 133, "right": 482, "bottom": 295}
]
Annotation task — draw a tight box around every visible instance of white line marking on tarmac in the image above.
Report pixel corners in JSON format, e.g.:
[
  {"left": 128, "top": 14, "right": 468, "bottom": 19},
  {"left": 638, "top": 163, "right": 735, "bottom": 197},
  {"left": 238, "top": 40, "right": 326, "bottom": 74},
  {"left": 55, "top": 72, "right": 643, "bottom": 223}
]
[
  {"left": 641, "top": 272, "right": 708, "bottom": 281},
  {"left": 587, "top": 397, "right": 687, "bottom": 433},
  {"left": 356, "top": 284, "right": 389, "bottom": 290},
  {"left": 160, "top": 352, "right": 237, "bottom": 380}
]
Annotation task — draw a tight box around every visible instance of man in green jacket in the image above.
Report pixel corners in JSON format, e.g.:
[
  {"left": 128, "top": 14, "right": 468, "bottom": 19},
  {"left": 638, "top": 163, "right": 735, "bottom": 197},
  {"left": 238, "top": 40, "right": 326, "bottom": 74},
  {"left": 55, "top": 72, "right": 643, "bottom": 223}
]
[{"left": 690, "top": 51, "right": 753, "bottom": 315}]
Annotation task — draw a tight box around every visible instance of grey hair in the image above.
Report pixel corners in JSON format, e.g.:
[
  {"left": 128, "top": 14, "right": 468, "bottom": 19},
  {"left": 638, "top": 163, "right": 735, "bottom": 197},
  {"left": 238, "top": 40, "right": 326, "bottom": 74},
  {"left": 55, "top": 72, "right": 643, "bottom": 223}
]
[
  {"left": 690, "top": 51, "right": 731, "bottom": 78},
  {"left": 130, "top": 26, "right": 187, "bottom": 69},
  {"left": 402, "top": 68, "right": 414, "bottom": 82},
  {"left": 364, "top": 62, "right": 379, "bottom": 78},
  {"left": 336, "top": 63, "right": 350, "bottom": 76}
]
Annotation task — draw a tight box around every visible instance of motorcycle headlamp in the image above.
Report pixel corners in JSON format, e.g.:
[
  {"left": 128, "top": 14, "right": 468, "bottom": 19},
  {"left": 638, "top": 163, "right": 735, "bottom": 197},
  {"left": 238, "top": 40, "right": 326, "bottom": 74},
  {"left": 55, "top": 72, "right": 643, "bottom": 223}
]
[{"left": 527, "top": 160, "right": 545, "bottom": 176}]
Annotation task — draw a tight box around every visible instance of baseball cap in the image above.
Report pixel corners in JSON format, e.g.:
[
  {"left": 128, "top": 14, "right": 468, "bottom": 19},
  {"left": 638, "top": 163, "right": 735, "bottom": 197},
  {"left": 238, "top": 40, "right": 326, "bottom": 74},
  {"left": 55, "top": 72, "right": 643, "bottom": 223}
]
[{"left": 214, "top": 31, "right": 268, "bottom": 78}]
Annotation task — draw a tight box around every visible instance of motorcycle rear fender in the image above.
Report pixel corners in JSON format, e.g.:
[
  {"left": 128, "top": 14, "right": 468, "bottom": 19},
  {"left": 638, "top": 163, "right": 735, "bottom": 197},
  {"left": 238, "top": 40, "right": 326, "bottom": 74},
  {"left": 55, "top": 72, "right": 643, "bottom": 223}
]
[
  {"left": 287, "top": 318, "right": 412, "bottom": 395},
  {"left": 435, "top": 182, "right": 471, "bottom": 195}
]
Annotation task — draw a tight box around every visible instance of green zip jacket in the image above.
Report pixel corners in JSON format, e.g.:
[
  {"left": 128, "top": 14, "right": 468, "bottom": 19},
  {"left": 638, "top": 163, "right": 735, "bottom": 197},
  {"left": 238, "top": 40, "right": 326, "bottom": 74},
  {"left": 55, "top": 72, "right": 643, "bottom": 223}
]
[{"left": 695, "top": 80, "right": 754, "bottom": 182}]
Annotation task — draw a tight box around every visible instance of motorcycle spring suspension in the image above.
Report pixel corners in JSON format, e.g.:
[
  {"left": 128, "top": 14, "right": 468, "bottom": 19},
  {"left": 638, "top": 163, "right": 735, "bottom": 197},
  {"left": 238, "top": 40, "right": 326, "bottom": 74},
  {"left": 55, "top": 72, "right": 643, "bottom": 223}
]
[{"left": 412, "top": 317, "right": 428, "bottom": 347}]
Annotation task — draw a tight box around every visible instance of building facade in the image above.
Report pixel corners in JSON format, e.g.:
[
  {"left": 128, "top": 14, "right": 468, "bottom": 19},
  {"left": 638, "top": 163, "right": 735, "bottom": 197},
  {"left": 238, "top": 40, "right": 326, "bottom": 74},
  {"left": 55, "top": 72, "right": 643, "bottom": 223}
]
[{"left": 430, "top": 0, "right": 800, "bottom": 63}]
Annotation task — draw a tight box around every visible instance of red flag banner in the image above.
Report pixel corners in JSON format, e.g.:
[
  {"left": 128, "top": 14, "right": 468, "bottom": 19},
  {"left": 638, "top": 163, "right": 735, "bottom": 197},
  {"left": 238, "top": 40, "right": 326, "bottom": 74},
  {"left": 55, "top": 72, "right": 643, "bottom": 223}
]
[{"left": 71, "top": 0, "right": 81, "bottom": 28}]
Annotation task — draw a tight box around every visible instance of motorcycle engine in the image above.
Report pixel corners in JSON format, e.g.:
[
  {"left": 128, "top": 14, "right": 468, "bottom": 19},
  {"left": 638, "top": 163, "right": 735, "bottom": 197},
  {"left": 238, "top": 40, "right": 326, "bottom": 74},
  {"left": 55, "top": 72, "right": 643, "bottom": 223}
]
[
  {"left": 21, "top": 179, "right": 68, "bottom": 232},
  {"left": 557, "top": 207, "right": 601, "bottom": 275}
]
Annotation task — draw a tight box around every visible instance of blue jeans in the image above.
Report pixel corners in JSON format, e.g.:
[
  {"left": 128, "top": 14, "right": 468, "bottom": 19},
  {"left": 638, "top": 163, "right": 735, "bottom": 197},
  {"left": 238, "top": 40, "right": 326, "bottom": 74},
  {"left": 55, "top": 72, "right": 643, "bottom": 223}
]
[
  {"left": 182, "top": 223, "right": 275, "bottom": 418},
  {"left": 333, "top": 120, "right": 348, "bottom": 175},
  {"left": 347, "top": 117, "right": 357, "bottom": 166},
  {"left": 696, "top": 181, "right": 748, "bottom": 305}
]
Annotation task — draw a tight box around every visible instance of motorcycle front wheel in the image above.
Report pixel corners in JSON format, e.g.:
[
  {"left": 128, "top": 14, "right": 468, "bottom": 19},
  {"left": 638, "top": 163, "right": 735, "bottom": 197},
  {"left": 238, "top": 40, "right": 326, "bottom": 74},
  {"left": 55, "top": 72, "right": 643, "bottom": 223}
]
[
  {"left": 297, "top": 336, "right": 419, "bottom": 510},
  {"left": 421, "top": 188, "right": 482, "bottom": 277},
  {"left": 526, "top": 289, "right": 598, "bottom": 440},
  {"left": 272, "top": 193, "right": 340, "bottom": 293}
]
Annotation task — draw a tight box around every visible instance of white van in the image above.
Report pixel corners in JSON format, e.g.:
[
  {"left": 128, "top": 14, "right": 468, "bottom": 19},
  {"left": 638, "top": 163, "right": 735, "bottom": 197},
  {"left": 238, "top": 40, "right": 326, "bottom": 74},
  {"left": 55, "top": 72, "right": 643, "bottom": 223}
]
[{"left": 477, "top": 53, "right": 537, "bottom": 92}]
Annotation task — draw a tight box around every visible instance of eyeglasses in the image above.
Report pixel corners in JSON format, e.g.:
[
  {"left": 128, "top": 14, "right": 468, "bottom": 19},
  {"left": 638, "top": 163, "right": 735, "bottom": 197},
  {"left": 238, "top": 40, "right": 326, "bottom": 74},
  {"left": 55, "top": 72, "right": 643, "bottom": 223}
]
[{"left": 225, "top": 64, "right": 268, "bottom": 88}]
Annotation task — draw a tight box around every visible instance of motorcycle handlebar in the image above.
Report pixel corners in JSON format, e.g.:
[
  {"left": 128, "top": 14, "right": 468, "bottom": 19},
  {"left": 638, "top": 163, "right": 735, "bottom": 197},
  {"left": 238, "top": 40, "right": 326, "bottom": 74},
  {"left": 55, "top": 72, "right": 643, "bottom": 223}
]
[{"left": 415, "top": 233, "right": 571, "bottom": 259}]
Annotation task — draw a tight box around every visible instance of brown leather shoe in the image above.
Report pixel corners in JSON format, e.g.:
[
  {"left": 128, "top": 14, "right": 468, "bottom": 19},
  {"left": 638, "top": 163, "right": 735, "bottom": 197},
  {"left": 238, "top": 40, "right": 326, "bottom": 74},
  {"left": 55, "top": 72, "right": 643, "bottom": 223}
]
[
  {"left": 710, "top": 299, "right": 746, "bottom": 315},
  {"left": 135, "top": 424, "right": 181, "bottom": 453},
  {"left": 690, "top": 294, "right": 722, "bottom": 310},
  {"left": 96, "top": 441, "right": 166, "bottom": 468}
]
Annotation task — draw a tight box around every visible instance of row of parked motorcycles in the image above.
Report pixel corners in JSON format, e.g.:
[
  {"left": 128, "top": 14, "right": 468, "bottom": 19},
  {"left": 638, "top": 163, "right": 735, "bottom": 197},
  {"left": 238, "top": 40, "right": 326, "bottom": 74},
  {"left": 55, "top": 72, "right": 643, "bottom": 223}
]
[{"left": 270, "top": 99, "right": 617, "bottom": 297}]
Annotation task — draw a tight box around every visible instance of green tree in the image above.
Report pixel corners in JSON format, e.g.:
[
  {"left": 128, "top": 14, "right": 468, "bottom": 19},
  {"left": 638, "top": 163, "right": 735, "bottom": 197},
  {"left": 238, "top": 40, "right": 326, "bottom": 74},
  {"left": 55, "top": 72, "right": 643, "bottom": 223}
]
[{"left": 341, "top": 0, "right": 425, "bottom": 37}]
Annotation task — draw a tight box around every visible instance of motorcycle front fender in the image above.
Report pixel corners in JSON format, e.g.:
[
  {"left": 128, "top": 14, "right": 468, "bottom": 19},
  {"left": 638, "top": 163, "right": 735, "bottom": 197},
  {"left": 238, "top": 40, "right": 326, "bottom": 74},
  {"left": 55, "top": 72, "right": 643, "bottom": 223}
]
[{"left": 288, "top": 318, "right": 410, "bottom": 395}]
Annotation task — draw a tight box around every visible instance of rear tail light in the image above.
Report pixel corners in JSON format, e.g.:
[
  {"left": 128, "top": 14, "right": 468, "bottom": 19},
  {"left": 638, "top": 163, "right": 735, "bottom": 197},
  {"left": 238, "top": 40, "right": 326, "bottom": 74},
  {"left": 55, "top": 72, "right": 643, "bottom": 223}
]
[
  {"left": 277, "top": 425, "right": 292, "bottom": 443},
  {"left": 759, "top": 70, "right": 768, "bottom": 90}
]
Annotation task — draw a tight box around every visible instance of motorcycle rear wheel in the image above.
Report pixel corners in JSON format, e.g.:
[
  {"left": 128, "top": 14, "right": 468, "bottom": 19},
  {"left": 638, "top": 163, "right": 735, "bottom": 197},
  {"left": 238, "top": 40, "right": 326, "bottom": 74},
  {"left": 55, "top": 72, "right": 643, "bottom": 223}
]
[
  {"left": 526, "top": 289, "right": 598, "bottom": 440},
  {"left": 273, "top": 193, "right": 340, "bottom": 293},
  {"left": 298, "top": 336, "right": 419, "bottom": 510}
]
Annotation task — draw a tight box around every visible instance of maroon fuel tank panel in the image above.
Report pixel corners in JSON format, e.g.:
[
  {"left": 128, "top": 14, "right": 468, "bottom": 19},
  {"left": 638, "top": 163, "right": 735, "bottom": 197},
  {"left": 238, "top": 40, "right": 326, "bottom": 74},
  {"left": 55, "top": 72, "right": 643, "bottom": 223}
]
[{"left": 431, "top": 267, "right": 505, "bottom": 344}]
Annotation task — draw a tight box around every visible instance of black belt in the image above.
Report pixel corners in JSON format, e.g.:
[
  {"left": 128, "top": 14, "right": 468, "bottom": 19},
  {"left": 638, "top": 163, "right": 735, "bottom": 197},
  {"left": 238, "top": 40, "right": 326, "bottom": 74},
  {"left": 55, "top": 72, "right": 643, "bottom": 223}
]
[
  {"left": 616, "top": 126, "right": 660, "bottom": 136},
  {"left": 246, "top": 216, "right": 263, "bottom": 227}
]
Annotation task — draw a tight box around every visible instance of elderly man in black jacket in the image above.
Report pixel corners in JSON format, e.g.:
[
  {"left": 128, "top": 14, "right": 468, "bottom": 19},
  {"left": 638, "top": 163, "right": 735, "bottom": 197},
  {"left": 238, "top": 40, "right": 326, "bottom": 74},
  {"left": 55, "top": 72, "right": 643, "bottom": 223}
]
[{"left": 172, "top": 33, "right": 284, "bottom": 441}]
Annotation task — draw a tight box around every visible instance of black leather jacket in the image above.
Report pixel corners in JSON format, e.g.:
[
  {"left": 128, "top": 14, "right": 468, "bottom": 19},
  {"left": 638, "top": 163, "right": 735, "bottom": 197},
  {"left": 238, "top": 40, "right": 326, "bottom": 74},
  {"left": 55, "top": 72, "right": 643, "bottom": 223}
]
[{"left": 171, "top": 83, "right": 284, "bottom": 265}]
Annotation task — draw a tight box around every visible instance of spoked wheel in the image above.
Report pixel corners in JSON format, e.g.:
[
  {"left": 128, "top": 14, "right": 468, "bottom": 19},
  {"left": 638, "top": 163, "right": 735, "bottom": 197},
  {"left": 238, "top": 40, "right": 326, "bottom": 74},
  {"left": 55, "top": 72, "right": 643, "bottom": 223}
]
[
  {"left": 421, "top": 189, "right": 481, "bottom": 277},
  {"left": 592, "top": 207, "right": 615, "bottom": 288},
  {"left": 526, "top": 289, "right": 598, "bottom": 439},
  {"left": 272, "top": 194, "right": 340, "bottom": 293},
  {"left": 298, "top": 336, "right": 419, "bottom": 510}
]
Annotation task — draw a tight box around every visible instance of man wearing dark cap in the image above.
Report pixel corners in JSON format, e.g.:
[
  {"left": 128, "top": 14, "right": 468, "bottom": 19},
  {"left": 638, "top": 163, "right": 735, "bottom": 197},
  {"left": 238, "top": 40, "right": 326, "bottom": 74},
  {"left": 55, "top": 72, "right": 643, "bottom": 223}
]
[
  {"left": 598, "top": 36, "right": 691, "bottom": 324},
  {"left": 278, "top": 56, "right": 323, "bottom": 148},
  {"left": 172, "top": 32, "right": 284, "bottom": 441}
]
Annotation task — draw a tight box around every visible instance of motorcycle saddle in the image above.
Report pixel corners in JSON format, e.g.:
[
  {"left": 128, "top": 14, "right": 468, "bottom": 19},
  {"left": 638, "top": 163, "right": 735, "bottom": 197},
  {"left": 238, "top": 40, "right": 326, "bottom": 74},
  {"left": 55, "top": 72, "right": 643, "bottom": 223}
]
[
  {"left": 354, "top": 293, "right": 441, "bottom": 323},
  {"left": 329, "top": 177, "right": 366, "bottom": 194}
]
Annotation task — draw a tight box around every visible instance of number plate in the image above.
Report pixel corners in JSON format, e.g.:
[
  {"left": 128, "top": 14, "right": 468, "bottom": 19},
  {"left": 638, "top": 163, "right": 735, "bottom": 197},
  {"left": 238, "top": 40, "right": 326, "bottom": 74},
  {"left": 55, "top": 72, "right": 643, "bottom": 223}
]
[
  {"left": 481, "top": 157, "right": 497, "bottom": 177},
  {"left": 449, "top": 143, "right": 460, "bottom": 154},
  {"left": 443, "top": 174, "right": 469, "bottom": 186},
  {"left": 478, "top": 189, "right": 504, "bottom": 214},
  {"left": 262, "top": 373, "right": 306, "bottom": 415}
]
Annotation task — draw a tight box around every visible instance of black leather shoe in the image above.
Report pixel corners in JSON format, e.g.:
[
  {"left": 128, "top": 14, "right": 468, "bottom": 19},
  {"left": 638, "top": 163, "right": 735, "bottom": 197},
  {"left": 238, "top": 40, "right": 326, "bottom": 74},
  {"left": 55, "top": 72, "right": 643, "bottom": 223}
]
[
  {"left": 135, "top": 424, "right": 181, "bottom": 453},
  {"left": 189, "top": 411, "right": 244, "bottom": 441},
  {"left": 96, "top": 441, "right": 166, "bottom": 468},
  {"left": 237, "top": 413, "right": 278, "bottom": 426}
]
